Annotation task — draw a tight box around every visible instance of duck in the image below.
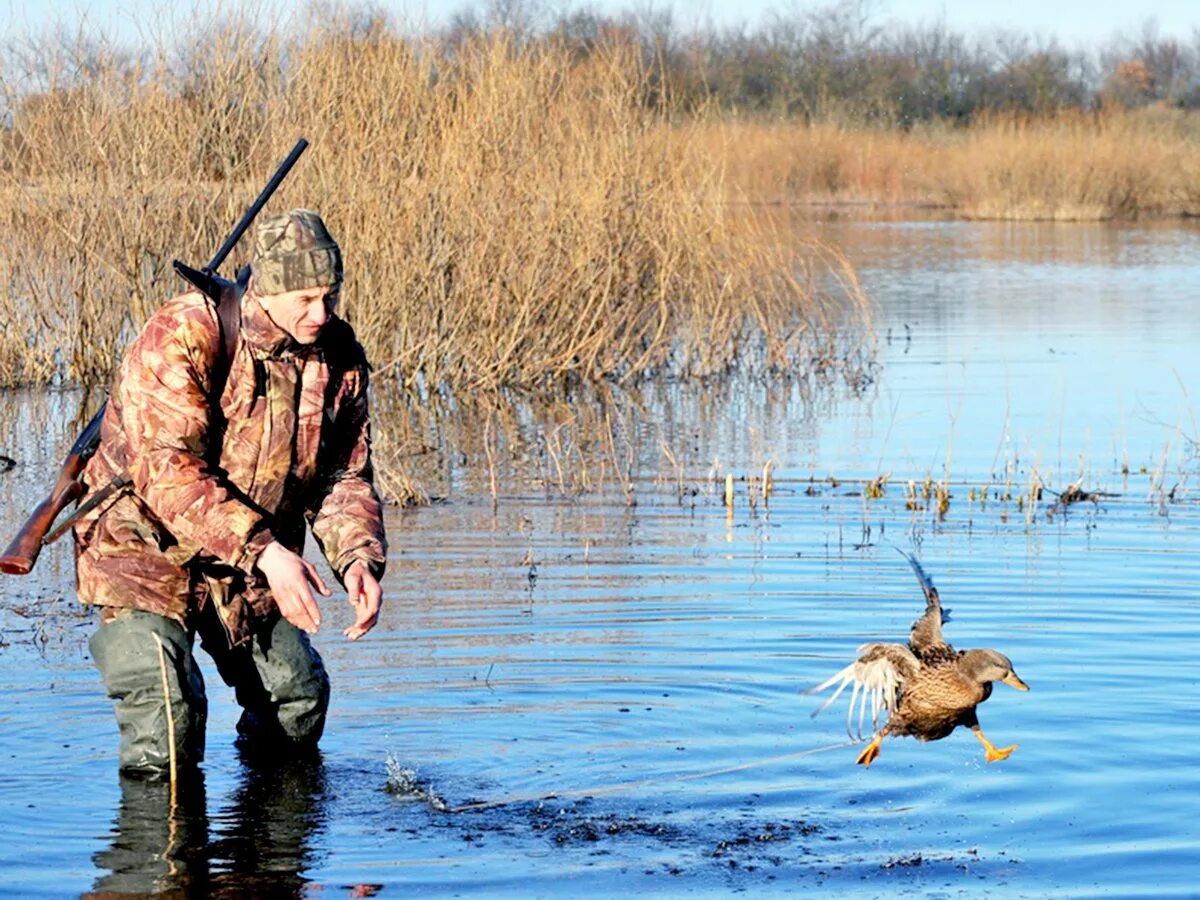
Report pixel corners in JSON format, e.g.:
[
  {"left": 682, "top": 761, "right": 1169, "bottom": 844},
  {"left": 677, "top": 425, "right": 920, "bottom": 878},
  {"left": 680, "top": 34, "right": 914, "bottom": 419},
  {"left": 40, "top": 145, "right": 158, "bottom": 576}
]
[{"left": 806, "top": 551, "right": 1029, "bottom": 767}]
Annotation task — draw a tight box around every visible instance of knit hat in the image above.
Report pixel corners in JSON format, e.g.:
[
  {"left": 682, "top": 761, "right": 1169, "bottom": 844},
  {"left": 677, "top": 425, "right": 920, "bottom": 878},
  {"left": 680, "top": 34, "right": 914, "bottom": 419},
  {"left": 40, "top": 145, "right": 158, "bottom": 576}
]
[{"left": 251, "top": 209, "right": 343, "bottom": 294}]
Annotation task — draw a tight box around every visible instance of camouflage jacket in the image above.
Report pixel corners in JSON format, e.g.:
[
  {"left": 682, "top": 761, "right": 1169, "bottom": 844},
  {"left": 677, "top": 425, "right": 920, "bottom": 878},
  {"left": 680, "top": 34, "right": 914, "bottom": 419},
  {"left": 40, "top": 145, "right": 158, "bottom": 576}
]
[{"left": 74, "top": 289, "right": 387, "bottom": 645}]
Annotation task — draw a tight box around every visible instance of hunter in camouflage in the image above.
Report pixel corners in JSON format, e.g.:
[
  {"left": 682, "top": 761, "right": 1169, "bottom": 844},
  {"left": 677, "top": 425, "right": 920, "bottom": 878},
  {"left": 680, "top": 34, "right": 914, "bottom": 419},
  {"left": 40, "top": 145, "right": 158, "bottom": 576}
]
[{"left": 75, "top": 209, "right": 387, "bottom": 774}]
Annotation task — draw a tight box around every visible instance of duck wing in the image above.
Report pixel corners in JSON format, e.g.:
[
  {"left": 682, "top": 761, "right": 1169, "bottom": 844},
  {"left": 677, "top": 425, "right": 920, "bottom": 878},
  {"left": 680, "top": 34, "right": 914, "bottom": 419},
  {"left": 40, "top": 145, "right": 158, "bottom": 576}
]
[
  {"left": 805, "top": 642, "right": 920, "bottom": 739},
  {"left": 900, "top": 550, "right": 952, "bottom": 656}
]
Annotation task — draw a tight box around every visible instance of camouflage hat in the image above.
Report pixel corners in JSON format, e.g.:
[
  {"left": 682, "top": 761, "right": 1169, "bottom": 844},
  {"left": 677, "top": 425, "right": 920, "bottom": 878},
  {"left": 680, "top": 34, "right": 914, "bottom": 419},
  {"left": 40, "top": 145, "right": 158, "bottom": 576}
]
[{"left": 252, "top": 209, "right": 343, "bottom": 295}]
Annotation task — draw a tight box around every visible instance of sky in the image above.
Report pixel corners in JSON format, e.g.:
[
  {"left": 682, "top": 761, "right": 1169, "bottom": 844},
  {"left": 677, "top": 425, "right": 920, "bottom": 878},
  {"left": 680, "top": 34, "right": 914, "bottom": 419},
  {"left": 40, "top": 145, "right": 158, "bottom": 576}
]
[
  {"left": 3, "top": 0, "right": 1197, "bottom": 50},
  {"left": 537, "top": 0, "right": 1198, "bottom": 47}
]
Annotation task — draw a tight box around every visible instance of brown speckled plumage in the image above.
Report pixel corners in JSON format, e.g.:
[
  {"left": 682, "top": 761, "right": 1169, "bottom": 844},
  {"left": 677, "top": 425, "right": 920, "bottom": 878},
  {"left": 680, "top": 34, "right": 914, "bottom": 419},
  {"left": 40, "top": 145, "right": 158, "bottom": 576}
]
[{"left": 807, "top": 551, "right": 1029, "bottom": 767}]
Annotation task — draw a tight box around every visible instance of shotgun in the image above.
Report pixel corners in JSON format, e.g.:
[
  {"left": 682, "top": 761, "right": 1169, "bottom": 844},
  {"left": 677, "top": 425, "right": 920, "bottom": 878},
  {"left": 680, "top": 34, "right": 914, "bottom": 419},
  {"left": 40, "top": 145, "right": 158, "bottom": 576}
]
[{"left": 0, "top": 138, "right": 309, "bottom": 576}]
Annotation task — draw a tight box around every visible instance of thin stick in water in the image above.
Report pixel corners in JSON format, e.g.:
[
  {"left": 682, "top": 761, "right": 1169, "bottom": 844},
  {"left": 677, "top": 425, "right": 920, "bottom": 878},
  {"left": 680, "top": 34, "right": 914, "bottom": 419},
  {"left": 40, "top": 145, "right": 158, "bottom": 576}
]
[{"left": 151, "top": 633, "right": 178, "bottom": 807}]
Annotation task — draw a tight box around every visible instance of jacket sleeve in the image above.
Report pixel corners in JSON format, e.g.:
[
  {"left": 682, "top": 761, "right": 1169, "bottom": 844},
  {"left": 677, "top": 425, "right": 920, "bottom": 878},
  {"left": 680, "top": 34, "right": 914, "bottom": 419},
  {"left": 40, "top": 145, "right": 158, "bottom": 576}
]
[
  {"left": 117, "top": 298, "right": 275, "bottom": 573},
  {"left": 307, "top": 361, "right": 388, "bottom": 581}
]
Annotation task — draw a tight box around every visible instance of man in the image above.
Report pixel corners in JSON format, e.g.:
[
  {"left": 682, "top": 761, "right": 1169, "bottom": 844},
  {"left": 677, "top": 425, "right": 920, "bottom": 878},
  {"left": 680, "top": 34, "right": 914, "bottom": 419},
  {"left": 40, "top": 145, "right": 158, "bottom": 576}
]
[{"left": 74, "top": 209, "right": 387, "bottom": 775}]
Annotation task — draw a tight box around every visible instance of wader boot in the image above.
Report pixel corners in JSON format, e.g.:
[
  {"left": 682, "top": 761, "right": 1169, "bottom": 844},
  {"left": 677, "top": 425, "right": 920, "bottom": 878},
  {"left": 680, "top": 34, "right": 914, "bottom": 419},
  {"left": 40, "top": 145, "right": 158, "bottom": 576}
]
[
  {"left": 197, "top": 608, "right": 330, "bottom": 753},
  {"left": 91, "top": 606, "right": 330, "bottom": 774},
  {"left": 89, "top": 609, "right": 208, "bottom": 775}
]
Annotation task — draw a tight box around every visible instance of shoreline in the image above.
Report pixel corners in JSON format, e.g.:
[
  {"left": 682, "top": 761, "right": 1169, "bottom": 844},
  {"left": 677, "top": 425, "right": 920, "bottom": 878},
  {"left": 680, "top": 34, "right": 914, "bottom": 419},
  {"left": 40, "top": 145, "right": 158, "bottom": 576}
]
[{"left": 740, "top": 197, "right": 1200, "bottom": 223}]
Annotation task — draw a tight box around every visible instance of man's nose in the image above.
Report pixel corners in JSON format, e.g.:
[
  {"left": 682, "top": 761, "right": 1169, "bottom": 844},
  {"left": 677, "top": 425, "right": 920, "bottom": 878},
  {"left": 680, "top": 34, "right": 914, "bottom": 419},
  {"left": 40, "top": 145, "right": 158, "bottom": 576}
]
[{"left": 309, "top": 300, "right": 329, "bottom": 326}]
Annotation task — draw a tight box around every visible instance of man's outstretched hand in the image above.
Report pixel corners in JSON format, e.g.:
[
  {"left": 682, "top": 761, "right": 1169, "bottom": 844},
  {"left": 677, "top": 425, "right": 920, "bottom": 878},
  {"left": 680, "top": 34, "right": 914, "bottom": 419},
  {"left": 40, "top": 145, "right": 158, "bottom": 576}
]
[
  {"left": 343, "top": 561, "right": 383, "bottom": 641},
  {"left": 256, "top": 543, "right": 381, "bottom": 640},
  {"left": 256, "top": 541, "right": 330, "bottom": 634}
]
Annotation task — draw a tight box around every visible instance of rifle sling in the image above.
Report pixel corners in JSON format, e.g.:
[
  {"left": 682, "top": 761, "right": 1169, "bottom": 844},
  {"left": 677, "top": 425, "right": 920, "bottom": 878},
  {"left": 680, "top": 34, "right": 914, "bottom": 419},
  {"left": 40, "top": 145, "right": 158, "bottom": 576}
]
[
  {"left": 212, "top": 267, "right": 248, "bottom": 407},
  {"left": 43, "top": 474, "right": 131, "bottom": 544}
]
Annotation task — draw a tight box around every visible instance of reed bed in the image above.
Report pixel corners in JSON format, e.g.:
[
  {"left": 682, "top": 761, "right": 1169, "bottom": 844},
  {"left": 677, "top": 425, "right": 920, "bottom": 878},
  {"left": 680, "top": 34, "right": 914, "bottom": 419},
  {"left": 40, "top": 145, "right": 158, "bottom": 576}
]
[
  {"left": 0, "top": 19, "right": 866, "bottom": 396},
  {"left": 707, "top": 109, "right": 1200, "bottom": 220}
]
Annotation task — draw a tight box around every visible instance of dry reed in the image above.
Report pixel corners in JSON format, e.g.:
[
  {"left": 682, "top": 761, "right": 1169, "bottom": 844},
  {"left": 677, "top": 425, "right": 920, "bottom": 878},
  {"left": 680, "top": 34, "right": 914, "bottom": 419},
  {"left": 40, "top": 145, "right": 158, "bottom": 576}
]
[
  {"left": 705, "top": 109, "right": 1200, "bottom": 220},
  {"left": 0, "top": 17, "right": 869, "bottom": 502},
  {"left": 0, "top": 18, "right": 864, "bottom": 391}
]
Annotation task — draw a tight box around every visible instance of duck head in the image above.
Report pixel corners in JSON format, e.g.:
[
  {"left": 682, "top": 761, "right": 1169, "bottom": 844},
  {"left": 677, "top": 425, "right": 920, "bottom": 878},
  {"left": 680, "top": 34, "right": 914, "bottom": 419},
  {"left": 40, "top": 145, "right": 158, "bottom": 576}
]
[{"left": 960, "top": 649, "right": 1030, "bottom": 691}]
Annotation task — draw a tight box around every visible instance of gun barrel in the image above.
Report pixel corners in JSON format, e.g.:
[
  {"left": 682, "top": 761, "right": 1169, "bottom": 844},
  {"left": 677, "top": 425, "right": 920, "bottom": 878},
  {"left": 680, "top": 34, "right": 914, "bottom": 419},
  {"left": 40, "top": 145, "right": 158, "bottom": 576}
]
[
  {"left": 205, "top": 137, "right": 309, "bottom": 274},
  {"left": 69, "top": 405, "right": 107, "bottom": 460}
]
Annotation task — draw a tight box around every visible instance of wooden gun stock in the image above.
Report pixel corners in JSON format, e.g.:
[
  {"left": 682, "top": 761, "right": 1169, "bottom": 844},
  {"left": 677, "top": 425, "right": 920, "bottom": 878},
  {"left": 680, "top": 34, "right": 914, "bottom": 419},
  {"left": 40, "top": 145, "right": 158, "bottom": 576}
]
[{"left": 0, "top": 409, "right": 103, "bottom": 574}]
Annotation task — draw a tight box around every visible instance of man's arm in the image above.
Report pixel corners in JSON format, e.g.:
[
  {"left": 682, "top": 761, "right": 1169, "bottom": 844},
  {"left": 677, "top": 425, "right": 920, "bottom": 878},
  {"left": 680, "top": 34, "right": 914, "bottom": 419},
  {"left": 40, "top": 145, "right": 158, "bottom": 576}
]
[{"left": 308, "top": 358, "right": 388, "bottom": 639}]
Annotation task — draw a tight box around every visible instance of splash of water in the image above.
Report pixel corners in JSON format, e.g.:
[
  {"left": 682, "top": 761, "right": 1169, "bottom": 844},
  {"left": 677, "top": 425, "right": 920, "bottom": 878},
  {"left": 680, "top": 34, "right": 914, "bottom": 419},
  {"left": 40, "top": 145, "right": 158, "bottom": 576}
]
[{"left": 384, "top": 752, "right": 449, "bottom": 813}]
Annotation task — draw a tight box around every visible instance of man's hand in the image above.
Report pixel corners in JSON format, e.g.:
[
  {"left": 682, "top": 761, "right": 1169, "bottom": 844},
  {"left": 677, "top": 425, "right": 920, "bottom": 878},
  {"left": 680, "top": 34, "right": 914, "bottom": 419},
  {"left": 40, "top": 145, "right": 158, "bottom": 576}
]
[
  {"left": 343, "top": 561, "right": 383, "bottom": 641},
  {"left": 256, "top": 541, "right": 330, "bottom": 634}
]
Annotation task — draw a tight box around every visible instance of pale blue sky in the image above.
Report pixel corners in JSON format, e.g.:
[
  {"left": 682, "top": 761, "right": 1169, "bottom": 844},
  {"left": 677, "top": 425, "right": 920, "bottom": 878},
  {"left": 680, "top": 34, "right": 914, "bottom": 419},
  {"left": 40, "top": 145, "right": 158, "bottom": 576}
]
[{"left": 4, "top": 0, "right": 1197, "bottom": 49}]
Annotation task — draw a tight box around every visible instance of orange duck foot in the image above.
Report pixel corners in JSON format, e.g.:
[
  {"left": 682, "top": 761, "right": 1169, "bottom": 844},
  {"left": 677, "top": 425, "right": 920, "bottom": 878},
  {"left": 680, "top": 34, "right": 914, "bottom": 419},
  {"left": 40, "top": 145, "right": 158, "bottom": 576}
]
[
  {"left": 973, "top": 728, "right": 1018, "bottom": 763},
  {"left": 985, "top": 742, "right": 1018, "bottom": 763},
  {"left": 856, "top": 734, "right": 884, "bottom": 767}
]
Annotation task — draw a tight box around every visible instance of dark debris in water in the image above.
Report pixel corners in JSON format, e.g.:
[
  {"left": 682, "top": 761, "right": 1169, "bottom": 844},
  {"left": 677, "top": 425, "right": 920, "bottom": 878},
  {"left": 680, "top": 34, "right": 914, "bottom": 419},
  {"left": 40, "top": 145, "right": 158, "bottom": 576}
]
[
  {"left": 492, "top": 799, "right": 833, "bottom": 876},
  {"left": 380, "top": 764, "right": 1023, "bottom": 883},
  {"left": 709, "top": 820, "right": 826, "bottom": 872},
  {"left": 415, "top": 786, "right": 836, "bottom": 876},
  {"left": 878, "top": 848, "right": 1015, "bottom": 873},
  {"left": 528, "top": 805, "right": 680, "bottom": 847},
  {"left": 712, "top": 819, "right": 822, "bottom": 858},
  {"left": 1046, "top": 481, "right": 1109, "bottom": 519},
  {"left": 881, "top": 852, "right": 925, "bottom": 868}
]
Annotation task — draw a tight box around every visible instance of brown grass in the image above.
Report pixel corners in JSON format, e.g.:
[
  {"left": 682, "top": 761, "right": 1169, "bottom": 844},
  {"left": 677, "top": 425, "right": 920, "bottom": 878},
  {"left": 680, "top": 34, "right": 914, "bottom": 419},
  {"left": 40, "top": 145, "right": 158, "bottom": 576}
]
[
  {"left": 0, "top": 18, "right": 866, "bottom": 396},
  {"left": 706, "top": 108, "right": 1200, "bottom": 220}
]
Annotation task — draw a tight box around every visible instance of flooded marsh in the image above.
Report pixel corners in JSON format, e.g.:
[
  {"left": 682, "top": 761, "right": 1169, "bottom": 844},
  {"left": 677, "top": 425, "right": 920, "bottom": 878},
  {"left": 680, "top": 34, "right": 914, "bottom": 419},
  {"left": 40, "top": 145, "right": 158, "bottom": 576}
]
[{"left": 1, "top": 219, "right": 1198, "bottom": 896}]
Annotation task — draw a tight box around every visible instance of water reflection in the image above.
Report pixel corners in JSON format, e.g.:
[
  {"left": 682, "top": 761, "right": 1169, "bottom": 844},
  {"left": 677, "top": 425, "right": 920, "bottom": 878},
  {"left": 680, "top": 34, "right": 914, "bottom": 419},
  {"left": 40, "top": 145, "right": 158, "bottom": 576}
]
[
  {"left": 88, "top": 773, "right": 210, "bottom": 896},
  {"left": 87, "top": 754, "right": 328, "bottom": 896},
  {"left": 371, "top": 359, "right": 878, "bottom": 503}
]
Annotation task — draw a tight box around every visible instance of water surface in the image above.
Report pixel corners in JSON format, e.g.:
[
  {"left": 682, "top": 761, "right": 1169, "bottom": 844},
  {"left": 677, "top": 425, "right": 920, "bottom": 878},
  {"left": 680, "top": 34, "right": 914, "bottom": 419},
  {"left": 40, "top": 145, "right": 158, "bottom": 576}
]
[{"left": 1, "top": 219, "right": 1197, "bottom": 896}]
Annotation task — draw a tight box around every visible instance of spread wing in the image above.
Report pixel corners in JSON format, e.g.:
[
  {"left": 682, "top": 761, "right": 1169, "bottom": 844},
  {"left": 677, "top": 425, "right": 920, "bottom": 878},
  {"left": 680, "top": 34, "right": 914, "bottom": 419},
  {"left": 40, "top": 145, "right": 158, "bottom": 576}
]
[
  {"left": 900, "top": 550, "right": 951, "bottom": 655},
  {"left": 804, "top": 642, "right": 919, "bottom": 739}
]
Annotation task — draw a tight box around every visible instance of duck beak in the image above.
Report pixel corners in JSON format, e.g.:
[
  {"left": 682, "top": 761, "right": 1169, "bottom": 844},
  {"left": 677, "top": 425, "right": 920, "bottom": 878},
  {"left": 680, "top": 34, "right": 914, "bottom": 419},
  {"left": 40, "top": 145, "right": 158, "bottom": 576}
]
[{"left": 1002, "top": 671, "right": 1030, "bottom": 691}]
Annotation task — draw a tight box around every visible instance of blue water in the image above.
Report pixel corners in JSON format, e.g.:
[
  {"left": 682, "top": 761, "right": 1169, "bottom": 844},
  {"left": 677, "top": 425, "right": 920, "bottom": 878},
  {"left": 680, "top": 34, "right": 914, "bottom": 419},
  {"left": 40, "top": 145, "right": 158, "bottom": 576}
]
[{"left": 1, "top": 220, "right": 1197, "bottom": 896}]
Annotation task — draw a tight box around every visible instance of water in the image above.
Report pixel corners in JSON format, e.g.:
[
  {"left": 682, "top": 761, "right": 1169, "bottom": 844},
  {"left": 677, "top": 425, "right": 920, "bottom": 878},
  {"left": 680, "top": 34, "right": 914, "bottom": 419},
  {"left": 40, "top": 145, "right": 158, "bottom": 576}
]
[{"left": 1, "top": 220, "right": 1198, "bottom": 896}]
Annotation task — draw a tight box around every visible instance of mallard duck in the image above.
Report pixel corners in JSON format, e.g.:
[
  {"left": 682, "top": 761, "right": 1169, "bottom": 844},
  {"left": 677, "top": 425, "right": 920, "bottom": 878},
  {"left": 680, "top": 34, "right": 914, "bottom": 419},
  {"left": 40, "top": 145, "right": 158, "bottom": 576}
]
[{"left": 807, "top": 551, "right": 1029, "bottom": 767}]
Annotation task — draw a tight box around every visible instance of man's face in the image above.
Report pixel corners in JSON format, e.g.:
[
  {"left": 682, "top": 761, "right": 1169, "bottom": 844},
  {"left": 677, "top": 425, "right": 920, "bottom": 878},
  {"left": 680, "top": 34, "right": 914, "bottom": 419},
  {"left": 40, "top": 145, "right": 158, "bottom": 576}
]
[{"left": 258, "top": 283, "right": 340, "bottom": 345}]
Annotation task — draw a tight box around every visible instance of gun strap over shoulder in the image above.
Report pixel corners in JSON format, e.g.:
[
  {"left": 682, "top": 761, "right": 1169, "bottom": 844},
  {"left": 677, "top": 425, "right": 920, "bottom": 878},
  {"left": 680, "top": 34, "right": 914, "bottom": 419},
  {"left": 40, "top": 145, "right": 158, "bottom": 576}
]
[
  {"left": 173, "top": 260, "right": 249, "bottom": 404},
  {"left": 211, "top": 266, "right": 249, "bottom": 405}
]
